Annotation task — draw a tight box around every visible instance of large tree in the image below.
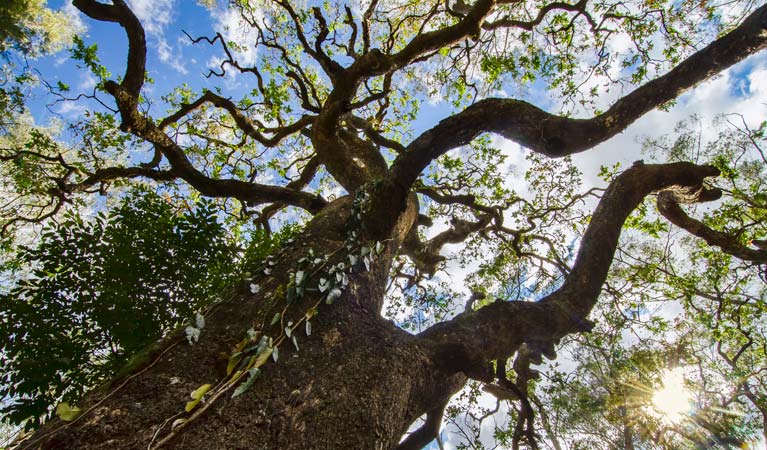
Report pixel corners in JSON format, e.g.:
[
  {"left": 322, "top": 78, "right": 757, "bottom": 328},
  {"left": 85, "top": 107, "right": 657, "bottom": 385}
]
[{"left": 3, "top": 0, "right": 767, "bottom": 449}]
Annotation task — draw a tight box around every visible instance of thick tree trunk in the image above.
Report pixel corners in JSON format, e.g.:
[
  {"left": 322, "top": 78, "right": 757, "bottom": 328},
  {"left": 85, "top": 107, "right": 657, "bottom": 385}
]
[{"left": 22, "top": 197, "right": 462, "bottom": 450}]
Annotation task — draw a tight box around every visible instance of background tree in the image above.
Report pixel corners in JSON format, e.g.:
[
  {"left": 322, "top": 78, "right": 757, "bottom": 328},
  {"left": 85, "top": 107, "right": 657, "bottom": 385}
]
[
  {"left": 1, "top": 188, "right": 240, "bottom": 430},
  {"left": 0, "top": 0, "right": 766, "bottom": 449}
]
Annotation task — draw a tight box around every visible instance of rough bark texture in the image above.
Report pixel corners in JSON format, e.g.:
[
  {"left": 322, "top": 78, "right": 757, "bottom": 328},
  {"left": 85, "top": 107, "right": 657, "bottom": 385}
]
[{"left": 22, "top": 197, "right": 463, "bottom": 450}]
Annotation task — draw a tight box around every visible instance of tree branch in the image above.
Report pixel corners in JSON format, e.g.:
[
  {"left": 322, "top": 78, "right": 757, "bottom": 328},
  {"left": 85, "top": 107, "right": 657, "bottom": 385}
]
[
  {"left": 483, "top": 0, "right": 588, "bottom": 31},
  {"left": 64, "top": 166, "right": 177, "bottom": 192},
  {"left": 416, "top": 162, "right": 720, "bottom": 377},
  {"left": 72, "top": 0, "right": 146, "bottom": 97},
  {"left": 159, "top": 90, "right": 315, "bottom": 147},
  {"left": 71, "top": 2, "right": 328, "bottom": 215},
  {"left": 657, "top": 188, "right": 767, "bottom": 263},
  {"left": 383, "top": 4, "right": 767, "bottom": 198},
  {"left": 401, "top": 214, "right": 493, "bottom": 276},
  {"left": 254, "top": 156, "right": 324, "bottom": 229},
  {"left": 395, "top": 400, "right": 449, "bottom": 450},
  {"left": 273, "top": 0, "right": 343, "bottom": 80}
]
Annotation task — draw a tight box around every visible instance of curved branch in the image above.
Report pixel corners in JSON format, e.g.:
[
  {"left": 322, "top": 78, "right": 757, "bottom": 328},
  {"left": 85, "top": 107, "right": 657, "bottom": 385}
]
[
  {"left": 159, "top": 90, "right": 315, "bottom": 147},
  {"left": 658, "top": 189, "right": 767, "bottom": 263},
  {"left": 395, "top": 400, "right": 449, "bottom": 450},
  {"left": 402, "top": 214, "right": 493, "bottom": 275},
  {"left": 386, "top": 0, "right": 495, "bottom": 72},
  {"left": 255, "top": 156, "right": 324, "bottom": 228},
  {"left": 385, "top": 5, "right": 767, "bottom": 196},
  {"left": 416, "top": 162, "right": 720, "bottom": 376},
  {"left": 71, "top": 3, "right": 328, "bottom": 216},
  {"left": 309, "top": 0, "right": 496, "bottom": 185},
  {"left": 417, "top": 187, "right": 499, "bottom": 215},
  {"left": 64, "top": 166, "right": 176, "bottom": 192},
  {"left": 273, "top": 0, "right": 343, "bottom": 80},
  {"left": 483, "top": 0, "right": 588, "bottom": 31},
  {"left": 72, "top": 0, "right": 145, "bottom": 97}
]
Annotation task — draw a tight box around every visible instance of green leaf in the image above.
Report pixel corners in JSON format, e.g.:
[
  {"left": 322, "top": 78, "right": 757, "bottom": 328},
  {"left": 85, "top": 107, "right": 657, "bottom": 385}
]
[
  {"left": 55, "top": 402, "right": 82, "bottom": 421},
  {"left": 253, "top": 346, "right": 273, "bottom": 368},
  {"left": 185, "top": 383, "right": 212, "bottom": 412},
  {"left": 232, "top": 367, "right": 261, "bottom": 398},
  {"left": 226, "top": 352, "right": 243, "bottom": 375}
]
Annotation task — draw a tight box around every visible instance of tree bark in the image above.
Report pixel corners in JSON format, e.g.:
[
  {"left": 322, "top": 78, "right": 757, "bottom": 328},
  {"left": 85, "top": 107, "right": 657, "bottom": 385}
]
[
  {"left": 20, "top": 196, "right": 463, "bottom": 450},
  {"left": 19, "top": 162, "right": 720, "bottom": 450}
]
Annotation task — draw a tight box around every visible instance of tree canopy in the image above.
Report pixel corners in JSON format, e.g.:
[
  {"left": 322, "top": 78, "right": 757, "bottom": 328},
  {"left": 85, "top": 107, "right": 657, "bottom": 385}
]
[{"left": 1, "top": 0, "right": 767, "bottom": 449}]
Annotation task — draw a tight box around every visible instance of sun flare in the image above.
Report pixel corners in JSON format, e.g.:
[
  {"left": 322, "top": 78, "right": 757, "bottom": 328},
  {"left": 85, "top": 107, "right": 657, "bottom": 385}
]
[{"left": 652, "top": 368, "right": 692, "bottom": 424}]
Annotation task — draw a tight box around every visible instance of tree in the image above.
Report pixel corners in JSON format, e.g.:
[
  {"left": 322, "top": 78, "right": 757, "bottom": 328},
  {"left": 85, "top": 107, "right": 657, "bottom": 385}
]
[
  {"left": 2, "top": 0, "right": 767, "bottom": 449},
  {"left": 1, "top": 188, "right": 243, "bottom": 430},
  {"left": 0, "top": 0, "right": 76, "bottom": 130}
]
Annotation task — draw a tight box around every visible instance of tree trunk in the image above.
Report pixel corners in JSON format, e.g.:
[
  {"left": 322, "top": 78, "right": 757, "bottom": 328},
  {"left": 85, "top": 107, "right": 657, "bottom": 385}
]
[{"left": 23, "top": 196, "right": 463, "bottom": 450}]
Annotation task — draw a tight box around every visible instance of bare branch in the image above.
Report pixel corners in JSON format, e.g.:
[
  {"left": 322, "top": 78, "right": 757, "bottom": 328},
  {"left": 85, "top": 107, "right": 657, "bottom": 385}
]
[
  {"left": 483, "top": 0, "right": 590, "bottom": 31},
  {"left": 273, "top": 0, "right": 343, "bottom": 80},
  {"left": 362, "top": 0, "right": 380, "bottom": 53},
  {"left": 403, "top": 214, "right": 493, "bottom": 275},
  {"left": 159, "top": 90, "right": 315, "bottom": 147}
]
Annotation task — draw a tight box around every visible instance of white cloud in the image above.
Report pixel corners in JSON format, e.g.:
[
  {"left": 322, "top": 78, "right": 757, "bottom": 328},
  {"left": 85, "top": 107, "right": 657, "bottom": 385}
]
[
  {"left": 570, "top": 51, "right": 767, "bottom": 187},
  {"left": 125, "top": 0, "right": 176, "bottom": 36},
  {"left": 123, "top": 0, "right": 194, "bottom": 75},
  {"left": 61, "top": 3, "right": 87, "bottom": 34},
  {"left": 156, "top": 37, "right": 188, "bottom": 74},
  {"left": 77, "top": 72, "right": 97, "bottom": 91},
  {"left": 207, "top": 5, "right": 261, "bottom": 69},
  {"left": 56, "top": 100, "right": 88, "bottom": 117}
]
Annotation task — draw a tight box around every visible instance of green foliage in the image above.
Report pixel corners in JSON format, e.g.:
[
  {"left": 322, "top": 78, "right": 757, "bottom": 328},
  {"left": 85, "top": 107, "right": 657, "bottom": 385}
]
[
  {"left": 0, "top": 0, "right": 75, "bottom": 56},
  {"left": 70, "top": 35, "right": 110, "bottom": 86},
  {"left": 240, "top": 224, "right": 301, "bottom": 275},
  {"left": 0, "top": 0, "right": 78, "bottom": 139},
  {"left": 540, "top": 116, "right": 767, "bottom": 449},
  {"left": 0, "top": 188, "right": 240, "bottom": 429}
]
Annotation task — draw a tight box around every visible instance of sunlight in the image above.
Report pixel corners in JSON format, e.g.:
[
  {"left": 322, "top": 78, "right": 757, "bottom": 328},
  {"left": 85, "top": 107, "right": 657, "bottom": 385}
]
[{"left": 652, "top": 368, "right": 692, "bottom": 424}]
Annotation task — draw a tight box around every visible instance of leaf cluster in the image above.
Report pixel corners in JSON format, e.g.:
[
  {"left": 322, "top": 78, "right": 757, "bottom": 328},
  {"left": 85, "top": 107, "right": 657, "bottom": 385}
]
[{"left": 0, "top": 188, "right": 240, "bottom": 429}]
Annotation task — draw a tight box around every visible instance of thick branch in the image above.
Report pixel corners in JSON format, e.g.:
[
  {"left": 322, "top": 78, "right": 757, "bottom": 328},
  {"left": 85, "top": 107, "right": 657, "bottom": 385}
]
[
  {"left": 416, "top": 162, "right": 720, "bottom": 376},
  {"left": 386, "top": 4, "right": 767, "bottom": 195},
  {"left": 385, "top": 0, "right": 495, "bottom": 73},
  {"left": 72, "top": 0, "right": 146, "bottom": 97},
  {"left": 310, "top": 0, "right": 498, "bottom": 190},
  {"left": 658, "top": 189, "right": 767, "bottom": 263}
]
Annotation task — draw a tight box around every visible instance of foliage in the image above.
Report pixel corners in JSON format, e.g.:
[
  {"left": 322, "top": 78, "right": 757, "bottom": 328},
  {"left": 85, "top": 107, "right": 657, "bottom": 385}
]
[
  {"left": 525, "top": 117, "right": 767, "bottom": 449},
  {"left": 0, "top": 0, "right": 74, "bottom": 56},
  {"left": 0, "top": 189, "right": 243, "bottom": 429},
  {"left": 0, "top": 0, "right": 78, "bottom": 131}
]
